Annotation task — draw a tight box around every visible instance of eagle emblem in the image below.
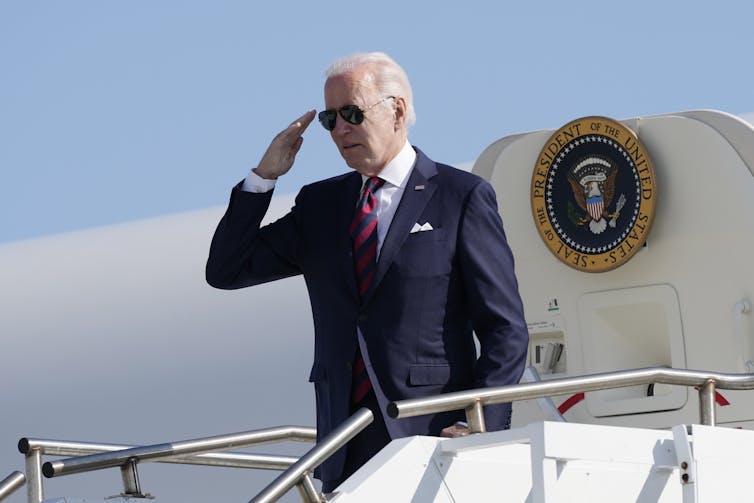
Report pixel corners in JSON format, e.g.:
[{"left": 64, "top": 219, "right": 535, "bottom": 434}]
[
  {"left": 530, "top": 116, "right": 657, "bottom": 272},
  {"left": 567, "top": 155, "right": 626, "bottom": 235}
]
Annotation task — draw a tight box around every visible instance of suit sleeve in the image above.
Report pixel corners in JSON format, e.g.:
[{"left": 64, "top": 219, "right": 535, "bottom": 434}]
[
  {"left": 458, "top": 180, "right": 529, "bottom": 428},
  {"left": 205, "top": 183, "right": 304, "bottom": 290}
]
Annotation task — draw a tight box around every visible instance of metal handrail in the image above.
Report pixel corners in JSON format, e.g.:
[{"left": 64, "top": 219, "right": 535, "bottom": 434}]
[
  {"left": 19, "top": 426, "right": 315, "bottom": 503},
  {"left": 388, "top": 367, "right": 754, "bottom": 431},
  {"left": 250, "top": 408, "right": 374, "bottom": 503},
  {"left": 19, "top": 367, "right": 752, "bottom": 502},
  {"left": 18, "top": 437, "right": 302, "bottom": 471},
  {"left": 41, "top": 425, "right": 316, "bottom": 478},
  {"left": 0, "top": 471, "right": 25, "bottom": 502}
]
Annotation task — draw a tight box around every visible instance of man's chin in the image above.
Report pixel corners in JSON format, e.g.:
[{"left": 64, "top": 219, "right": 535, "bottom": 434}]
[
  {"left": 340, "top": 152, "right": 383, "bottom": 176},
  {"left": 348, "top": 163, "right": 383, "bottom": 177},
  {"left": 342, "top": 155, "right": 369, "bottom": 173}
]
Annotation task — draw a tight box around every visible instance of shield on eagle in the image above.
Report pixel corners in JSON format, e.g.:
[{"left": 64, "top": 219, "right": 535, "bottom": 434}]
[
  {"left": 568, "top": 155, "right": 618, "bottom": 235},
  {"left": 586, "top": 196, "right": 604, "bottom": 221}
]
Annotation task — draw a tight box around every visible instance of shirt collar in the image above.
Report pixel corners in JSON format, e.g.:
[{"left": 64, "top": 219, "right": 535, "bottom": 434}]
[{"left": 361, "top": 140, "right": 416, "bottom": 189}]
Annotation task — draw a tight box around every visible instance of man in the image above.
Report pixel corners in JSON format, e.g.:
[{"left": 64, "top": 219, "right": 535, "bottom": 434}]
[{"left": 206, "top": 52, "right": 528, "bottom": 491}]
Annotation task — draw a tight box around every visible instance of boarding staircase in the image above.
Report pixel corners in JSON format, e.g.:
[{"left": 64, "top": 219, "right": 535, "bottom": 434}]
[{"left": 3, "top": 366, "right": 754, "bottom": 503}]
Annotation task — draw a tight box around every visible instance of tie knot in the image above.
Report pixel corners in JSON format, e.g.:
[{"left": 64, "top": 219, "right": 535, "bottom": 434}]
[{"left": 365, "top": 177, "right": 384, "bottom": 193}]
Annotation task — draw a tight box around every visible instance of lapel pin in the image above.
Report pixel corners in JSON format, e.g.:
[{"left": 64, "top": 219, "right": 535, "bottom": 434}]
[{"left": 414, "top": 185, "right": 425, "bottom": 191}]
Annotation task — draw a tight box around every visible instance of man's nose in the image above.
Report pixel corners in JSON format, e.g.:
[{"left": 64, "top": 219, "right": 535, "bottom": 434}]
[{"left": 332, "top": 114, "right": 352, "bottom": 136}]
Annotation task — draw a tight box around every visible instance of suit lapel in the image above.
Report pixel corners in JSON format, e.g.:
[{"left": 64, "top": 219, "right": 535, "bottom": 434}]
[{"left": 363, "top": 150, "right": 438, "bottom": 304}]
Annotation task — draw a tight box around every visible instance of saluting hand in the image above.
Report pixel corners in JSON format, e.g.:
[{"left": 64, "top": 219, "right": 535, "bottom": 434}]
[{"left": 254, "top": 110, "right": 316, "bottom": 180}]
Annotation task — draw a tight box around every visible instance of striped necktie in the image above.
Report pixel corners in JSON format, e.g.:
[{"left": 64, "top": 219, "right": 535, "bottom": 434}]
[{"left": 350, "top": 176, "right": 384, "bottom": 404}]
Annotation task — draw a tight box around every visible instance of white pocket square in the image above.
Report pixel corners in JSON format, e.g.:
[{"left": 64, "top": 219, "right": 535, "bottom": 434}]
[{"left": 410, "top": 222, "right": 434, "bottom": 233}]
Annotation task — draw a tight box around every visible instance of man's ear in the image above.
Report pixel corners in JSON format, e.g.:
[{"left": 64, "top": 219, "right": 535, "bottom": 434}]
[{"left": 393, "top": 96, "right": 407, "bottom": 131}]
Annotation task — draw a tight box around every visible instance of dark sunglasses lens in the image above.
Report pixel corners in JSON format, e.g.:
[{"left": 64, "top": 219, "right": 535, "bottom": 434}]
[
  {"left": 340, "top": 105, "right": 364, "bottom": 125},
  {"left": 318, "top": 110, "right": 337, "bottom": 131}
]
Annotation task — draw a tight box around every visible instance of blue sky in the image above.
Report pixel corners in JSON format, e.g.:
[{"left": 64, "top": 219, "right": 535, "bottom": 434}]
[{"left": 2, "top": 0, "right": 753, "bottom": 243}]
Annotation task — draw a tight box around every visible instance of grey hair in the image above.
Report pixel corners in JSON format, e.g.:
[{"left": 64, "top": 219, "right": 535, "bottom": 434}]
[{"left": 325, "top": 52, "right": 416, "bottom": 127}]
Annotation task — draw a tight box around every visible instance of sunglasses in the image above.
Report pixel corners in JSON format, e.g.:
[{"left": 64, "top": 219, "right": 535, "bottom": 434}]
[{"left": 318, "top": 96, "right": 395, "bottom": 131}]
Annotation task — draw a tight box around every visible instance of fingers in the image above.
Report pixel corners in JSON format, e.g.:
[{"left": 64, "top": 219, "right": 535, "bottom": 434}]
[
  {"left": 255, "top": 110, "right": 315, "bottom": 180},
  {"left": 280, "top": 110, "right": 313, "bottom": 158},
  {"left": 440, "top": 423, "right": 470, "bottom": 438},
  {"left": 290, "top": 109, "right": 316, "bottom": 129},
  {"left": 283, "top": 110, "right": 316, "bottom": 140}
]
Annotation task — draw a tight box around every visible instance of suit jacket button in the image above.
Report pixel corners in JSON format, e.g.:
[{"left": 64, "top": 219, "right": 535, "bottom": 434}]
[{"left": 358, "top": 314, "right": 367, "bottom": 322}]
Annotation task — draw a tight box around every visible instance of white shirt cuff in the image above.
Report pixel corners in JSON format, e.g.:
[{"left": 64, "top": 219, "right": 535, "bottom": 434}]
[{"left": 241, "top": 169, "right": 277, "bottom": 193}]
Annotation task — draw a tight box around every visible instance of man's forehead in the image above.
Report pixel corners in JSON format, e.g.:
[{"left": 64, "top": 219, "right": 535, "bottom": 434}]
[{"left": 324, "top": 70, "right": 378, "bottom": 103}]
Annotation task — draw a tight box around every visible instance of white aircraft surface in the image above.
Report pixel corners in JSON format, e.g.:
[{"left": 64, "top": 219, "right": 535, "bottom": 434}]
[
  {"left": 2, "top": 110, "right": 754, "bottom": 502},
  {"left": 1, "top": 195, "right": 315, "bottom": 502}
]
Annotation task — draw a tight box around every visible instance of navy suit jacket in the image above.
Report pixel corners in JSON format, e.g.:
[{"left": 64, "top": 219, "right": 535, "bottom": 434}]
[{"left": 206, "top": 147, "right": 528, "bottom": 482}]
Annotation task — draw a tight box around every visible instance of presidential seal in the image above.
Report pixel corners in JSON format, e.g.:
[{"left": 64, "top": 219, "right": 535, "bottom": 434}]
[{"left": 530, "top": 116, "right": 657, "bottom": 272}]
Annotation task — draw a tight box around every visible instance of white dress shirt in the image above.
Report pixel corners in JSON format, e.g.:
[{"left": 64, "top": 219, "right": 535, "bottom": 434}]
[{"left": 242, "top": 140, "right": 417, "bottom": 258}]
